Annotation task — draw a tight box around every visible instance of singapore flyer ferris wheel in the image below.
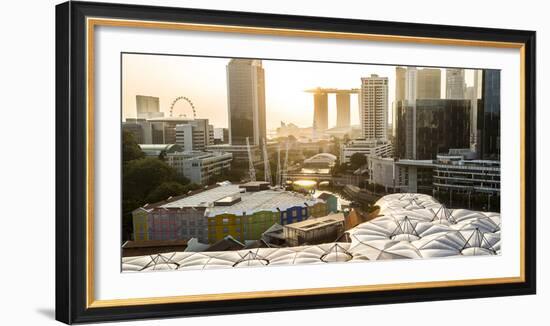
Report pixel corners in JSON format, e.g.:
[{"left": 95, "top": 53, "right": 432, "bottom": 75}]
[{"left": 169, "top": 96, "right": 197, "bottom": 119}]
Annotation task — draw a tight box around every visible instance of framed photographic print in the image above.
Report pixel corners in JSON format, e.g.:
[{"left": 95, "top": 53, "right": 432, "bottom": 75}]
[{"left": 55, "top": 1, "right": 536, "bottom": 324}]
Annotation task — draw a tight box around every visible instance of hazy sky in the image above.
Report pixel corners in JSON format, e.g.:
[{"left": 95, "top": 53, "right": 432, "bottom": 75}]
[{"left": 122, "top": 53, "right": 476, "bottom": 130}]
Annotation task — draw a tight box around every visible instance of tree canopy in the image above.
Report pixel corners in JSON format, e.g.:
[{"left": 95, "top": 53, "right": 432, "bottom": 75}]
[
  {"left": 121, "top": 133, "right": 193, "bottom": 241},
  {"left": 122, "top": 130, "right": 144, "bottom": 162},
  {"left": 349, "top": 153, "right": 367, "bottom": 169},
  {"left": 145, "top": 181, "right": 199, "bottom": 204}
]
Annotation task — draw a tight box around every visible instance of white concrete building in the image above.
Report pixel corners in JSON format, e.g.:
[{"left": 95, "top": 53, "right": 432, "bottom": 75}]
[
  {"left": 174, "top": 118, "right": 214, "bottom": 151},
  {"left": 165, "top": 151, "right": 233, "bottom": 185},
  {"left": 340, "top": 139, "right": 393, "bottom": 163},
  {"left": 366, "top": 156, "right": 435, "bottom": 193}
]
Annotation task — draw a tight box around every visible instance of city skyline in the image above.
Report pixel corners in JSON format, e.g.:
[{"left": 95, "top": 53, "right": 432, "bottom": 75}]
[
  {"left": 121, "top": 53, "right": 501, "bottom": 264},
  {"left": 122, "top": 54, "right": 480, "bottom": 131}
]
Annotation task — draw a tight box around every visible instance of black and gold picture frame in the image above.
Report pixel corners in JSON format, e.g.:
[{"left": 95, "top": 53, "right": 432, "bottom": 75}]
[{"left": 56, "top": 1, "right": 536, "bottom": 324}]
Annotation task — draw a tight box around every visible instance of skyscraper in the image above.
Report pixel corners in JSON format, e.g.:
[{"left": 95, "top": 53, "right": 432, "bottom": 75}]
[
  {"left": 360, "top": 74, "right": 388, "bottom": 141},
  {"left": 395, "top": 67, "right": 407, "bottom": 102},
  {"left": 396, "top": 67, "right": 441, "bottom": 101},
  {"left": 468, "top": 69, "right": 482, "bottom": 151},
  {"left": 445, "top": 68, "right": 466, "bottom": 99},
  {"left": 312, "top": 90, "right": 329, "bottom": 131},
  {"left": 393, "top": 67, "right": 407, "bottom": 138},
  {"left": 136, "top": 95, "right": 163, "bottom": 119},
  {"left": 226, "top": 59, "right": 266, "bottom": 146},
  {"left": 394, "top": 67, "right": 442, "bottom": 144},
  {"left": 477, "top": 70, "right": 501, "bottom": 160},
  {"left": 395, "top": 99, "right": 472, "bottom": 160},
  {"left": 417, "top": 68, "right": 441, "bottom": 99},
  {"left": 335, "top": 93, "right": 351, "bottom": 128}
]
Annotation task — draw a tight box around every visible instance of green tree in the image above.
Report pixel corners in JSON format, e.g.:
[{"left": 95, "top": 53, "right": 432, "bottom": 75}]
[
  {"left": 145, "top": 181, "right": 196, "bottom": 203},
  {"left": 122, "top": 130, "right": 144, "bottom": 162},
  {"left": 121, "top": 157, "right": 194, "bottom": 242},
  {"left": 123, "top": 157, "right": 181, "bottom": 202},
  {"left": 350, "top": 153, "right": 367, "bottom": 170}
]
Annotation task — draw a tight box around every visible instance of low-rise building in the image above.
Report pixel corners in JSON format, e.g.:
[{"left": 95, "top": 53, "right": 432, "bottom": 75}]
[
  {"left": 366, "top": 156, "right": 435, "bottom": 194},
  {"left": 207, "top": 143, "right": 261, "bottom": 163},
  {"left": 283, "top": 213, "right": 345, "bottom": 246},
  {"left": 317, "top": 192, "right": 338, "bottom": 213},
  {"left": 340, "top": 139, "right": 393, "bottom": 163},
  {"left": 365, "top": 148, "right": 500, "bottom": 210},
  {"left": 132, "top": 183, "right": 329, "bottom": 244},
  {"left": 433, "top": 153, "right": 500, "bottom": 210},
  {"left": 164, "top": 151, "right": 233, "bottom": 185}
]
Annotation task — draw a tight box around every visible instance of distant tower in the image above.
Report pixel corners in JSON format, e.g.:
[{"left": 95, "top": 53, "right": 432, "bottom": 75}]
[
  {"left": 446, "top": 68, "right": 466, "bottom": 99},
  {"left": 395, "top": 67, "right": 407, "bottom": 102},
  {"left": 360, "top": 74, "right": 388, "bottom": 141},
  {"left": 335, "top": 93, "right": 351, "bottom": 128},
  {"left": 417, "top": 68, "right": 441, "bottom": 99},
  {"left": 136, "top": 95, "right": 163, "bottom": 119},
  {"left": 226, "top": 59, "right": 266, "bottom": 146},
  {"left": 312, "top": 89, "right": 329, "bottom": 131},
  {"left": 393, "top": 67, "right": 407, "bottom": 139}
]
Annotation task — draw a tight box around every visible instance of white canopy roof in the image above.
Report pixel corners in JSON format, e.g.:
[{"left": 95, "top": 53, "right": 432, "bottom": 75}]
[{"left": 123, "top": 193, "right": 501, "bottom": 272}]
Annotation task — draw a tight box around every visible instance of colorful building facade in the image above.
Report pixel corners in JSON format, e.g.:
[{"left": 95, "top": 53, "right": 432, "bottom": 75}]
[{"left": 132, "top": 183, "right": 331, "bottom": 244}]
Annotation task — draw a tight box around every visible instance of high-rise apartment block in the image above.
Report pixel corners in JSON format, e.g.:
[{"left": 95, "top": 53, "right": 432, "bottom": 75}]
[{"left": 360, "top": 74, "right": 388, "bottom": 141}]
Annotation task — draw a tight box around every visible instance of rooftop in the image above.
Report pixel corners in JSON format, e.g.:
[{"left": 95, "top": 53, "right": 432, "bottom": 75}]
[
  {"left": 139, "top": 144, "right": 183, "bottom": 156},
  {"left": 151, "top": 183, "right": 323, "bottom": 215},
  {"left": 159, "top": 184, "right": 242, "bottom": 209},
  {"left": 284, "top": 213, "right": 345, "bottom": 231},
  {"left": 167, "top": 151, "right": 233, "bottom": 160},
  {"left": 205, "top": 189, "right": 322, "bottom": 217},
  {"left": 123, "top": 193, "right": 501, "bottom": 272}
]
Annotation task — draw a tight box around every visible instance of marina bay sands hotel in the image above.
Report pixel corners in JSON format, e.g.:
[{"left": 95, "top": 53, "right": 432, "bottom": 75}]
[{"left": 305, "top": 88, "right": 359, "bottom": 131}]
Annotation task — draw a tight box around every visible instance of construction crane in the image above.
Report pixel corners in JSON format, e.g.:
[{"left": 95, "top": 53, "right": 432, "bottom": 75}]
[
  {"left": 282, "top": 139, "right": 290, "bottom": 186},
  {"left": 262, "top": 138, "right": 272, "bottom": 185},
  {"left": 246, "top": 137, "right": 256, "bottom": 182},
  {"left": 276, "top": 144, "right": 281, "bottom": 187}
]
